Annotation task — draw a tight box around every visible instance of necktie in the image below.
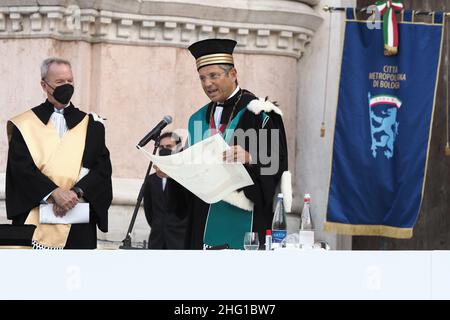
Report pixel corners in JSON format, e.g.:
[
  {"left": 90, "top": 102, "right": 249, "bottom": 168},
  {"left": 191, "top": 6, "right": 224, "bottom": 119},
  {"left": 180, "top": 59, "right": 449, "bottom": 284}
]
[{"left": 51, "top": 108, "right": 67, "bottom": 138}]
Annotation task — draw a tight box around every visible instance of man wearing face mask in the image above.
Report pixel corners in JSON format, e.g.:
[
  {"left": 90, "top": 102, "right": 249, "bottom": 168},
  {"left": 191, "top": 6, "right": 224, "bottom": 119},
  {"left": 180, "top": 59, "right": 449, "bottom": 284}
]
[
  {"left": 143, "top": 132, "right": 187, "bottom": 249},
  {"left": 5, "top": 57, "right": 112, "bottom": 249}
]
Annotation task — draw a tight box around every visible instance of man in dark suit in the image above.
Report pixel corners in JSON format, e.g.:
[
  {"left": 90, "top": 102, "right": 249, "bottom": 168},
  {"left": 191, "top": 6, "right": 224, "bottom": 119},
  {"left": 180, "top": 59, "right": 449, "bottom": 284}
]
[{"left": 143, "top": 132, "right": 187, "bottom": 249}]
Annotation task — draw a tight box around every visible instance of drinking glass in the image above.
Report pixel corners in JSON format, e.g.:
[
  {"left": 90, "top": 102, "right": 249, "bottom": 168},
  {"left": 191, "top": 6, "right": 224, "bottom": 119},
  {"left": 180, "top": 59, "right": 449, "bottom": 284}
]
[{"left": 243, "top": 232, "right": 259, "bottom": 250}]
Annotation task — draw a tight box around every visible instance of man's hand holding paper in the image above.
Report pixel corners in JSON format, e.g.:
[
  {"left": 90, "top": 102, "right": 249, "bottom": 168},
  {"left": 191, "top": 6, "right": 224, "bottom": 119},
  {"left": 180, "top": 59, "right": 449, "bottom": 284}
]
[{"left": 139, "top": 134, "right": 254, "bottom": 204}]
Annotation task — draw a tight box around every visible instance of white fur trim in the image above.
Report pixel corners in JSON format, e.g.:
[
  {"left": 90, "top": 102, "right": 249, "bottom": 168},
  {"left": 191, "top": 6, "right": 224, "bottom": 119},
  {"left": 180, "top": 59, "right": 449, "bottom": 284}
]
[
  {"left": 280, "top": 171, "right": 292, "bottom": 212},
  {"left": 247, "top": 98, "right": 283, "bottom": 116},
  {"left": 90, "top": 112, "right": 105, "bottom": 124},
  {"left": 222, "top": 190, "right": 254, "bottom": 212}
]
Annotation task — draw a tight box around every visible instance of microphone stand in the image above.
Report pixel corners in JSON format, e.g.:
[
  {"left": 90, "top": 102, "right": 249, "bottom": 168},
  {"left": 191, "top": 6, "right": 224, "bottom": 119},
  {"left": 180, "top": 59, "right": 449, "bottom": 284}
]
[{"left": 119, "top": 135, "right": 161, "bottom": 249}]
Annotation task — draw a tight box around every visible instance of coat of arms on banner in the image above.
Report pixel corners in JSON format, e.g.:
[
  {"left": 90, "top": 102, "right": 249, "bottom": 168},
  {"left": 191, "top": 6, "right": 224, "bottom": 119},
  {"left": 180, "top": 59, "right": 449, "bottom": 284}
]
[{"left": 368, "top": 93, "right": 401, "bottom": 159}]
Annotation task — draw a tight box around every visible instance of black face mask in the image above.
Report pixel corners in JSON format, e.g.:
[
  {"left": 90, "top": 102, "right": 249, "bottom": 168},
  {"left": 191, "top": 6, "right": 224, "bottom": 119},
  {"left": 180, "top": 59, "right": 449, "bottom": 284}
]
[
  {"left": 159, "top": 148, "right": 173, "bottom": 156},
  {"left": 46, "top": 82, "right": 74, "bottom": 105}
]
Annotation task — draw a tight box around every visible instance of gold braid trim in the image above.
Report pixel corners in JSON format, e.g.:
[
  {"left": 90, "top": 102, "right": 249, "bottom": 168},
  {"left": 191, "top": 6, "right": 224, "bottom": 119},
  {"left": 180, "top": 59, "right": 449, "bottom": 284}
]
[{"left": 196, "top": 53, "right": 234, "bottom": 69}]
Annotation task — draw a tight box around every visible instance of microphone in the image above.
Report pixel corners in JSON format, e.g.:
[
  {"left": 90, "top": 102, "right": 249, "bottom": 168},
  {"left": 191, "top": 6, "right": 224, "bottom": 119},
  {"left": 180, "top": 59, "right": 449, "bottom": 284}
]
[{"left": 137, "top": 115, "right": 172, "bottom": 148}]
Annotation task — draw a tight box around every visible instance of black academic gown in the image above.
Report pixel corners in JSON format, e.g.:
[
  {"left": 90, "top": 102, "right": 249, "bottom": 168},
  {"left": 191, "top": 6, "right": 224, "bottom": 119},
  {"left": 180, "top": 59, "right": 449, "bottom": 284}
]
[
  {"left": 5, "top": 100, "right": 113, "bottom": 249},
  {"left": 143, "top": 174, "right": 187, "bottom": 249},
  {"left": 184, "top": 89, "right": 288, "bottom": 249}
]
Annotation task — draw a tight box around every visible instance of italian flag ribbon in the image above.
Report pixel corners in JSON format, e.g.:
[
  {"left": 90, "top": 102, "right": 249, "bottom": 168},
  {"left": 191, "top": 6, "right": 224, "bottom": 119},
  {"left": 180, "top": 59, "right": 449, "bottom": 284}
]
[{"left": 376, "top": 0, "right": 404, "bottom": 56}]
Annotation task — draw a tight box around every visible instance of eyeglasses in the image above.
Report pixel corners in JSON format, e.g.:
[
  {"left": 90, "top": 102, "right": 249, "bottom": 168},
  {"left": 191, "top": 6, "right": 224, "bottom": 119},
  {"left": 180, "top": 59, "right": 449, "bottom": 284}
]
[{"left": 199, "top": 72, "right": 227, "bottom": 83}]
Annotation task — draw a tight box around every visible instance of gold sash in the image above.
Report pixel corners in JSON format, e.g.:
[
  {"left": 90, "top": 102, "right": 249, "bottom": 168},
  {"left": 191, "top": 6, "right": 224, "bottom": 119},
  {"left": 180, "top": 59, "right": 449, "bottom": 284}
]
[{"left": 8, "top": 110, "right": 88, "bottom": 248}]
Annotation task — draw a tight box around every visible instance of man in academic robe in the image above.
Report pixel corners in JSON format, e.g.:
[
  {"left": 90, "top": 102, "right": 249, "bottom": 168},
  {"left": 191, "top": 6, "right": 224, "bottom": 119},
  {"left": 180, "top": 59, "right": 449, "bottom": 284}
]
[
  {"left": 156, "top": 39, "right": 289, "bottom": 249},
  {"left": 5, "top": 57, "right": 112, "bottom": 249},
  {"left": 143, "top": 131, "right": 187, "bottom": 249}
]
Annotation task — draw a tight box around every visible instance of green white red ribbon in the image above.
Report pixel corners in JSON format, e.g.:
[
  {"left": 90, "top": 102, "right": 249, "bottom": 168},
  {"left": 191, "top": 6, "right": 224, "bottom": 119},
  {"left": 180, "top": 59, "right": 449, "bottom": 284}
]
[{"left": 376, "top": 1, "right": 404, "bottom": 55}]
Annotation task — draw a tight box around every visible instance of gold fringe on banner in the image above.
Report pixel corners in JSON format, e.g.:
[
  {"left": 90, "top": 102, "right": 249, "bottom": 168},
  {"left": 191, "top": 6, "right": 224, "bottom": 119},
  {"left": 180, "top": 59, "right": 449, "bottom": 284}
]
[{"left": 323, "top": 221, "right": 413, "bottom": 239}]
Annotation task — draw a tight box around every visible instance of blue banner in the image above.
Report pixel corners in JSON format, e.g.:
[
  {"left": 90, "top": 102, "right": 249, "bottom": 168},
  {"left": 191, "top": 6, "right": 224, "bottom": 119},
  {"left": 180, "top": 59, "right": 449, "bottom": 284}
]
[{"left": 325, "top": 9, "right": 444, "bottom": 238}]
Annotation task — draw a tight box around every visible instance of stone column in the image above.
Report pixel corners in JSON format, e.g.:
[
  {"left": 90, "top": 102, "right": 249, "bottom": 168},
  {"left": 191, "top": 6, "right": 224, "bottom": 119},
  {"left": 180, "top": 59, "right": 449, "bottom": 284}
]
[{"left": 294, "top": 0, "right": 355, "bottom": 249}]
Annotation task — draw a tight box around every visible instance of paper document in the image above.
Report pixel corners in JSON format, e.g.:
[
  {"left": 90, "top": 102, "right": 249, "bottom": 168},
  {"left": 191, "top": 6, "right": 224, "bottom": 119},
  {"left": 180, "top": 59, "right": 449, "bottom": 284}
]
[
  {"left": 138, "top": 134, "right": 254, "bottom": 203},
  {"left": 39, "top": 203, "right": 90, "bottom": 224}
]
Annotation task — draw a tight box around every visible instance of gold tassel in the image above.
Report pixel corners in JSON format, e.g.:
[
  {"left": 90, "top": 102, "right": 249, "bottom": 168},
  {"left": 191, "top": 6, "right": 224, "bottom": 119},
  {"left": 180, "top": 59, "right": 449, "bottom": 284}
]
[
  {"left": 445, "top": 142, "right": 450, "bottom": 156},
  {"left": 384, "top": 45, "right": 398, "bottom": 56},
  {"left": 320, "top": 122, "right": 326, "bottom": 137}
]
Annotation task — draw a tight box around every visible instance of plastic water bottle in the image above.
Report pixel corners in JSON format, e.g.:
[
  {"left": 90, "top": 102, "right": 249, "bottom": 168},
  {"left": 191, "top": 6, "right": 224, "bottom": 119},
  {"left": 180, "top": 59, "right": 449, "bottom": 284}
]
[{"left": 272, "top": 193, "right": 287, "bottom": 249}]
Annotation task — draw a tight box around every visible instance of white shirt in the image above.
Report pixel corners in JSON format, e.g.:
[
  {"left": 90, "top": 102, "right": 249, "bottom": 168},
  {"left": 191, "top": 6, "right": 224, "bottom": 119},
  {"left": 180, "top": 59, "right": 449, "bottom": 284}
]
[
  {"left": 214, "top": 106, "right": 223, "bottom": 128},
  {"left": 213, "top": 86, "right": 240, "bottom": 127},
  {"left": 162, "top": 177, "right": 167, "bottom": 191},
  {"left": 50, "top": 104, "right": 69, "bottom": 138}
]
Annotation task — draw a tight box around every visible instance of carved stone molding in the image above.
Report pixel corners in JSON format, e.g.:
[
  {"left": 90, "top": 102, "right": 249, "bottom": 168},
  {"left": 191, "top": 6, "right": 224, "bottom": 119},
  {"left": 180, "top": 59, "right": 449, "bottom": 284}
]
[{"left": 0, "top": 0, "right": 322, "bottom": 58}]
